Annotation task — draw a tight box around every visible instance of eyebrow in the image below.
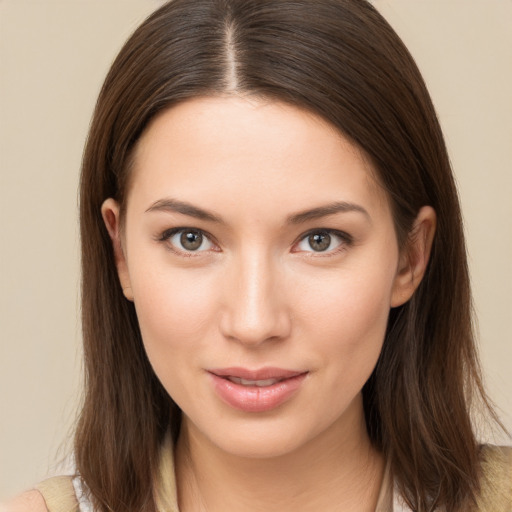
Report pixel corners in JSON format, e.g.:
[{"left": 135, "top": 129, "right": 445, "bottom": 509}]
[
  {"left": 145, "top": 198, "right": 224, "bottom": 223},
  {"left": 145, "top": 198, "right": 370, "bottom": 225},
  {"left": 287, "top": 201, "right": 371, "bottom": 224}
]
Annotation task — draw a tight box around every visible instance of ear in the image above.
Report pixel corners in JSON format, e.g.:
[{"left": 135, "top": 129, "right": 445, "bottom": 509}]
[
  {"left": 101, "top": 198, "right": 134, "bottom": 301},
  {"left": 391, "top": 206, "right": 436, "bottom": 308}
]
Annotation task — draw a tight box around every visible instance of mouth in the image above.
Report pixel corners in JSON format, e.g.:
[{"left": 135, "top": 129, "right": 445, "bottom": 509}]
[
  {"left": 207, "top": 367, "right": 308, "bottom": 412},
  {"left": 224, "top": 376, "right": 284, "bottom": 387}
]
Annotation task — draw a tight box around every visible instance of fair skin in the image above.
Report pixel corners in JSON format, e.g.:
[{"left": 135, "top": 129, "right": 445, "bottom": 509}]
[
  {"left": 7, "top": 96, "right": 435, "bottom": 511},
  {"left": 2, "top": 492, "right": 47, "bottom": 512}
]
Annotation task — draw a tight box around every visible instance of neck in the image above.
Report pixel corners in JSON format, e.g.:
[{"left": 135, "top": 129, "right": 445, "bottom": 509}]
[{"left": 175, "top": 396, "right": 385, "bottom": 512}]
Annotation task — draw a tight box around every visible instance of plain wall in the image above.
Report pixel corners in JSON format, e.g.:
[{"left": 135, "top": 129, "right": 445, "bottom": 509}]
[{"left": 1, "top": 0, "right": 511, "bottom": 501}]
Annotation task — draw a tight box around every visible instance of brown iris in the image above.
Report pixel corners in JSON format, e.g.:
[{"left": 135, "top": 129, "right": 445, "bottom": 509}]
[
  {"left": 180, "top": 230, "right": 203, "bottom": 250},
  {"left": 308, "top": 232, "right": 331, "bottom": 251}
]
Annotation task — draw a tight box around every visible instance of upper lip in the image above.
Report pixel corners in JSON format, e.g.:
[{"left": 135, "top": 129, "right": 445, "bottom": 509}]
[{"left": 208, "top": 367, "right": 307, "bottom": 381}]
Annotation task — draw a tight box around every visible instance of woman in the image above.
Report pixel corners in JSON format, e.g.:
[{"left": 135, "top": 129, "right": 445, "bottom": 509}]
[{"left": 7, "top": 0, "right": 510, "bottom": 511}]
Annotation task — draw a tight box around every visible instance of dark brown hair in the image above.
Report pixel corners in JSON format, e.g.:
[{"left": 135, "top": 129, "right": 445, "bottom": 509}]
[{"left": 76, "top": 1, "right": 499, "bottom": 510}]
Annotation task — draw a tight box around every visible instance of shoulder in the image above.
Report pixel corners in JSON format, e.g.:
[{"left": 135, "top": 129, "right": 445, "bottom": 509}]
[
  {"left": 477, "top": 445, "right": 512, "bottom": 511},
  {"left": 0, "top": 490, "right": 48, "bottom": 512},
  {"left": 1, "top": 476, "right": 79, "bottom": 512},
  {"left": 480, "top": 444, "right": 512, "bottom": 477}
]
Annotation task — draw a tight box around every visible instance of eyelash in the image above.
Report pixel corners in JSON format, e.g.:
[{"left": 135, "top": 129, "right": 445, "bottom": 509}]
[
  {"left": 293, "top": 228, "right": 353, "bottom": 257},
  {"left": 156, "top": 227, "right": 353, "bottom": 257},
  {"left": 156, "top": 227, "right": 219, "bottom": 257}
]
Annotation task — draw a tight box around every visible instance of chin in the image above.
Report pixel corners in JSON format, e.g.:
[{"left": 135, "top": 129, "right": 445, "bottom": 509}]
[
  {"left": 210, "top": 427, "right": 313, "bottom": 460},
  {"left": 184, "top": 401, "right": 358, "bottom": 462}
]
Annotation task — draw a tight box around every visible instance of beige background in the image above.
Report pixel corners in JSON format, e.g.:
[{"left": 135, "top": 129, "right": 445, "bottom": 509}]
[{"left": 1, "top": 0, "right": 511, "bottom": 501}]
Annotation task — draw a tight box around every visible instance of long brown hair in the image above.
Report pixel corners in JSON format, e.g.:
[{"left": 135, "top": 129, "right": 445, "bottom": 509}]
[{"left": 76, "top": 1, "right": 499, "bottom": 510}]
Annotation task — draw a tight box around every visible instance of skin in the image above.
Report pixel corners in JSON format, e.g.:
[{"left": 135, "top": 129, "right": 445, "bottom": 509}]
[
  {"left": 102, "top": 96, "right": 436, "bottom": 512},
  {"left": 103, "top": 96, "right": 435, "bottom": 512},
  {"left": 1, "top": 492, "right": 47, "bottom": 512},
  {"left": 5, "top": 96, "right": 434, "bottom": 512}
]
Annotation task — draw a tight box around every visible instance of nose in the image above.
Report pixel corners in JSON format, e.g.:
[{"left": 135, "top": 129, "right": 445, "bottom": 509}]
[{"left": 219, "top": 250, "right": 291, "bottom": 346}]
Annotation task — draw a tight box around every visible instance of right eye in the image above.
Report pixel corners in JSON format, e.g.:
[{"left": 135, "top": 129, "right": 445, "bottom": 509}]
[{"left": 160, "top": 228, "right": 216, "bottom": 254}]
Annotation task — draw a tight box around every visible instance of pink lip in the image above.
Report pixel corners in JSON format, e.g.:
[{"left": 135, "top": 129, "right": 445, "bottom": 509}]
[{"left": 208, "top": 367, "right": 308, "bottom": 413}]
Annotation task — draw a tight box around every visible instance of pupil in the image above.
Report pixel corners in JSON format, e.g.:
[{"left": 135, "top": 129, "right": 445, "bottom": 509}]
[
  {"left": 309, "top": 232, "right": 331, "bottom": 251},
  {"left": 181, "top": 230, "right": 202, "bottom": 250}
]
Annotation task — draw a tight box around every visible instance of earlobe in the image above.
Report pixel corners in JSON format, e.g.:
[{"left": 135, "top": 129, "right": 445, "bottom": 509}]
[
  {"left": 391, "top": 206, "right": 436, "bottom": 308},
  {"left": 101, "top": 198, "right": 134, "bottom": 301}
]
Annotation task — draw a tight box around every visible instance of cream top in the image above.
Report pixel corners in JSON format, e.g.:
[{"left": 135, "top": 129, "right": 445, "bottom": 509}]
[
  {"left": 73, "top": 434, "right": 407, "bottom": 512},
  {"left": 38, "top": 441, "right": 512, "bottom": 511}
]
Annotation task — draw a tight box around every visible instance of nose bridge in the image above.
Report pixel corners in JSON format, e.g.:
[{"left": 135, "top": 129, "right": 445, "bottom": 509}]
[{"left": 221, "top": 246, "right": 289, "bottom": 345}]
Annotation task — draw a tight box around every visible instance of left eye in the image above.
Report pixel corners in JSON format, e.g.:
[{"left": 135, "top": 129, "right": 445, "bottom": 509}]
[
  {"left": 296, "top": 231, "right": 347, "bottom": 253},
  {"left": 167, "top": 229, "right": 214, "bottom": 252}
]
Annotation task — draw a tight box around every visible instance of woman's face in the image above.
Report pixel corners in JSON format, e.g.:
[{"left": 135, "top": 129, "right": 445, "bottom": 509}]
[{"left": 104, "top": 97, "right": 422, "bottom": 459}]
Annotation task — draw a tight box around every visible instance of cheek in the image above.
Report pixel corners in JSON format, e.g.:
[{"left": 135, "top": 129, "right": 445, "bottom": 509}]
[
  {"left": 292, "top": 261, "right": 396, "bottom": 380},
  {"left": 295, "top": 260, "right": 395, "bottom": 336},
  {"left": 322, "top": 291, "right": 388, "bottom": 378},
  {"left": 131, "top": 267, "right": 223, "bottom": 412},
  {"left": 130, "top": 264, "right": 220, "bottom": 363}
]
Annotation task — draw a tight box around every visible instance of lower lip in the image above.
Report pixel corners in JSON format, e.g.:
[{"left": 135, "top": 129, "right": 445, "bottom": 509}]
[{"left": 209, "top": 372, "right": 308, "bottom": 413}]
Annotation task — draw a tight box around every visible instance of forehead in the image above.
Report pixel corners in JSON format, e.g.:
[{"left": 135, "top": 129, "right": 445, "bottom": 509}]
[{"left": 128, "top": 96, "right": 390, "bottom": 222}]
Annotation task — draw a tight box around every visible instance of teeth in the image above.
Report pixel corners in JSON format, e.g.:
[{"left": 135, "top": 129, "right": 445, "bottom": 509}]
[{"left": 228, "top": 377, "right": 279, "bottom": 387}]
